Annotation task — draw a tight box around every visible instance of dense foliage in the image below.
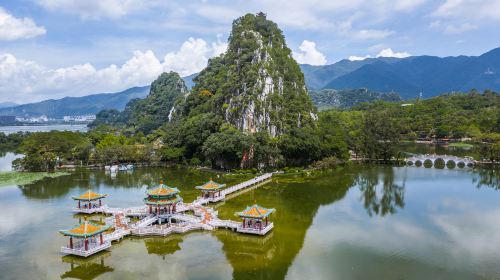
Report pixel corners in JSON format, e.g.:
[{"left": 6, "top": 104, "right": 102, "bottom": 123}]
[{"left": 90, "top": 72, "right": 187, "bottom": 134}]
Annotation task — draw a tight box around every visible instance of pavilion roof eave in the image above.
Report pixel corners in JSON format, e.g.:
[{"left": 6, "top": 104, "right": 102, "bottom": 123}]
[
  {"left": 71, "top": 191, "right": 108, "bottom": 201},
  {"left": 143, "top": 195, "right": 182, "bottom": 206},
  {"left": 194, "top": 180, "right": 226, "bottom": 191},
  {"left": 235, "top": 204, "right": 275, "bottom": 219},
  {"left": 59, "top": 222, "right": 109, "bottom": 238},
  {"left": 146, "top": 184, "right": 180, "bottom": 198}
]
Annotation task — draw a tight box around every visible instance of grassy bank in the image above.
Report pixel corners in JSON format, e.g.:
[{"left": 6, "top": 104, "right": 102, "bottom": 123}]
[
  {"left": 0, "top": 171, "right": 70, "bottom": 187},
  {"left": 449, "top": 142, "right": 474, "bottom": 148}
]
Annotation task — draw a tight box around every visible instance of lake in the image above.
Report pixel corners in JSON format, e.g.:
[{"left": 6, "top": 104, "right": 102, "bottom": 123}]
[
  {"left": 0, "top": 162, "right": 498, "bottom": 280},
  {"left": 0, "top": 124, "right": 88, "bottom": 135}
]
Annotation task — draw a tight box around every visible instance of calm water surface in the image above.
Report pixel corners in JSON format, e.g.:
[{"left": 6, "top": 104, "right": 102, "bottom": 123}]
[
  {"left": 0, "top": 163, "right": 498, "bottom": 280},
  {"left": 0, "top": 124, "right": 88, "bottom": 135}
]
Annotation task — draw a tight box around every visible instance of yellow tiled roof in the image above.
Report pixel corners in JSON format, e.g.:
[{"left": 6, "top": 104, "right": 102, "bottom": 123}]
[
  {"left": 195, "top": 180, "right": 225, "bottom": 190},
  {"left": 72, "top": 190, "right": 107, "bottom": 201},
  {"left": 146, "top": 184, "right": 179, "bottom": 197},
  {"left": 236, "top": 204, "right": 275, "bottom": 218},
  {"left": 59, "top": 221, "right": 109, "bottom": 237}
]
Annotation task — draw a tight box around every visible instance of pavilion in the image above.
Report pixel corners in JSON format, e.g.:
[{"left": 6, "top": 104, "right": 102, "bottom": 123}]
[
  {"left": 195, "top": 180, "right": 226, "bottom": 202},
  {"left": 236, "top": 204, "right": 275, "bottom": 235},
  {"left": 144, "top": 182, "right": 182, "bottom": 215},
  {"left": 59, "top": 221, "right": 111, "bottom": 257},
  {"left": 72, "top": 190, "right": 108, "bottom": 214}
]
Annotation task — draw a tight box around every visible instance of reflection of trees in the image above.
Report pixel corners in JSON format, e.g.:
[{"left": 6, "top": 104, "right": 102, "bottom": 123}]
[
  {"left": 215, "top": 170, "right": 354, "bottom": 280},
  {"left": 144, "top": 236, "right": 183, "bottom": 259},
  {"left": 356, "top": 165, "right": 406, "bottom": 216},
  {"left": 60, "top": 252, "right": 113, "bottom": 280},
  {"left": 472, "top": 168, "right": 499, "bottom": 190}
]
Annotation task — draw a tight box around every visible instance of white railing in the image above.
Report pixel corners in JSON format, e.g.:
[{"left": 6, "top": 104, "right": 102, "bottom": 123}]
[
  {"left": 221, "top": 173, "right": 273, "bottom": 196},
  {"left": 236, "top": 223, "right": 274, "bottom": 235},
  {"left": 60, "top": 241, "right": 111, "bottom": 257},
  {"left": 133, "top": 214, "right": 157, "bottom": 228}
]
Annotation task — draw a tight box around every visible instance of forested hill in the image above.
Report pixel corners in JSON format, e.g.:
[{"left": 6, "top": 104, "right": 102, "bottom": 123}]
[
  {"left": 310, "top": 88, "right": 401, "bottom": 110},
  {"left": 301, "top": 47, "right": 500, "bottom": 98}
]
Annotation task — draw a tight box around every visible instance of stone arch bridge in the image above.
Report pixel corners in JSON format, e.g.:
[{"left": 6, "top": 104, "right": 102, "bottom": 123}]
[{"left": 405, "top": 154, "right": 475, "bottom": 168}]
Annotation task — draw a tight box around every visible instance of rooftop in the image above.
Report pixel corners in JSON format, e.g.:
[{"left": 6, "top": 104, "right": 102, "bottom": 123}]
[
  {"left": 59, "top": 221, "right": 109, "bottom": 238},
  {"left": 195, "top": 180, "right": 226, "bottom": 191},
  {"left": 236, "top": 204, "right": 275, "bottom": 219},
  {"left": 72, "top": 190, "right": 107, "bottom": 201},
  {"left": 146, "top": 183, "right": 180, "bottom": 198}
]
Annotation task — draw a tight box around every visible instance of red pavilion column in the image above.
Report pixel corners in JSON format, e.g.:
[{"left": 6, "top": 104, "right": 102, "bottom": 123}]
[
  {"left": 69, "top": 237, "right": 73, "bottom": 249},
  {"left": 173, "top": 203, "right": 176, "bottom": 213},
  {"left": 84, "top": 239, "right": 88, "bottom": 251},
  {"left": 242, "top": 218, "right": 245, "bottom": 228},
  {"left": 265, "top": 217, "right": 268, "bottom": 227},
  {"left": 99, "top": 199, "right": 102, "bottom": 207},
  {"left": 100, "top": 234, "right": 103, "bottom": 245},
  {"left": 149, "top": 206, "right": 152, "bottom": 214},
  {"left": 259, "top": 221, "right": 262, "bottom": 231},
  {"left": 78, "top": 201, "right": 81, "bottom": 209}
]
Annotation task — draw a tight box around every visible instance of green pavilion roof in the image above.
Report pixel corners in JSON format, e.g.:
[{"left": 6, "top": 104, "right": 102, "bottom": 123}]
[
  {"left": 145, "top": 183, "right": 180, "bottom": 198},
  {"left": 235, "top": 204, "right": 275, "bottom": 219},
  {"left": 72, "top": 190, "right": 107, "bottom": 201},
  {"left": 143, "top": 195, "right": 182, "bottom": 206},
  {"left": 59, "top": 221, "right": 109, "bottom": 238},
  {"left": 195, "top": 180, "right": 226, "bottom": 191}
]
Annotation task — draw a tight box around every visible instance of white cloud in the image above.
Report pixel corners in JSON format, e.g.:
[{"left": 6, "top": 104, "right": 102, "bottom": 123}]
[
  {"left": 444, "top": 23, "right": 477, "bottom": 34},
  {"left": 433, "top": 0, "right": 500, "bottom": 21},
  {"left": 293, "top": 40, "right": 327, "bottom": 65},
  {"left": 349, "top": 48, "right": 411, "bottom": 61},
  {"left": 164, "top": 37, "right": 227, "bottom": 76},
  {"left": 0, "top": 37, "right": 226, "bottom": 103},
  {"left": 35, "top": 0, "right": 156, "bottom": 19},
  {"left": 349, "top": 29, "right": 394, "bottom": 40},
  {"left": 0, "top": 7, "right": 46, "bottom": 41},
  {"left": 376, "top": 48, "right": 411, "bottom": 58},
  {"left": 348, "top": 55, "right": 372, "bottom": 61}
]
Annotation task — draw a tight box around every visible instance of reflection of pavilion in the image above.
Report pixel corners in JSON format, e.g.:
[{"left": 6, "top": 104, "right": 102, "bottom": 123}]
[
  {"left": 60, "top": 252, "right": 113, "bottom": 280},
  {"left": 143, "top": 236, "right": 184, "bottom": 260}
]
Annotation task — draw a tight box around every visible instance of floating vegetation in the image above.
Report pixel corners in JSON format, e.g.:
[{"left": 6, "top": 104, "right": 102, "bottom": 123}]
[
  {"left": 0, "top": 171, "right": 69, "bottom": 187},
  {"left": 448, "top": 142, "right": 474, "bottom": 149}
]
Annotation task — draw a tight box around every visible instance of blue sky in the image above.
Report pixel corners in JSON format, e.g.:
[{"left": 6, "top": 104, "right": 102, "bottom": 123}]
[{"left": 0, "top": 0, "right": 499, "bottom": 103}]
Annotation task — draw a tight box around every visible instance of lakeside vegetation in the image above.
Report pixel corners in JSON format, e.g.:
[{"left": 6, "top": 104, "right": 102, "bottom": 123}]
[
  {"left": 0, "top": 171, "right": 69, "bottom": 187},
  {"left": 10, "top": 90, "right": 499, "bottom": 172}
]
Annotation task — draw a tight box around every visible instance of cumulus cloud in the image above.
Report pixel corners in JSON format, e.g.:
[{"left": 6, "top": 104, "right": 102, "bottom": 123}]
[
  {"left": 376, "top": 48, "right": 411, "bottom": 58},
  {"left": 164, "top": 36, "right": 227, "bottom": 76},
  {"left": 293, "top": 40, "right": 327, "bottom": 65},
  {"left": 35, "top": 0, "right": 155, "bottom": 19},
  {"left": 349, "top": 48, "right": 411, "bottom": 61},
  {"left": 348, "top": 55, "right": 372, "bottom": 61},
  {"left": 0, "top": 37, "right": 226, "bottom": 103},
  {"left": 350, "top": 29, "right": 394, "bottom": 40},
  {"left": 0, "top": 7, "right": 46, "bottom": 41}
]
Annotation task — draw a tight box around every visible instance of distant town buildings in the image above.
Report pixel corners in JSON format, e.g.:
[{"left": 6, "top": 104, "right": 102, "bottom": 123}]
[
  {"left": 7, "top": 114, "right": 96, "bottom": 124},
  {"left": 63, "top": 115, "right": 96, "bottom": 123}
]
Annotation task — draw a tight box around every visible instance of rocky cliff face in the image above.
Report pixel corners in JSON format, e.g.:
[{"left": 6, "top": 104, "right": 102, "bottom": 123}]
[{"left": 182, "top": 13, "right": 316, "bottom": 137}]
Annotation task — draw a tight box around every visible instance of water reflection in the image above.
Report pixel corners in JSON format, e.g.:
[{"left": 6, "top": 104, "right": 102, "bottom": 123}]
[
  {"left": 472, "top": 168, "right": 499, "bottom": 190},
  {"left": 60, "top": 252, "right": 114, "bottom": 280},
  {"left": 143, "top": 236, "right": 183, "bottom": 259},
  {"left": 356, "top": 166, "right": 406, "bottom": 216}
]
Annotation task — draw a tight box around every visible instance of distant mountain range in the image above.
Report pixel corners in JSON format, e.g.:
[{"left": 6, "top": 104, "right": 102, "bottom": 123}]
[
  {"left": 0, "top": 86, "right": 150, "bottom": 118},
  {"left": 310, "top": 88, "right": 401, "bottom": 110},
  {"left": 301, "top": 47, "right": 500, "bottom": 98},
  {"left": 2, "top": 47, "right": 499, "bottom": 117}
]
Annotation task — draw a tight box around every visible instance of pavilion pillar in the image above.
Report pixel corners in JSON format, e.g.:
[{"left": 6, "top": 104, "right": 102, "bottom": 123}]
[
  {"left": 100, "top": 234, "right": 103, "bottom": 245},
  {"left": 69, "top": 237, "right": 73, "bottom": 249},
  {"left": 99, "top": 199, "right": 102, "bottom": 207},
  {"left": 149, "top": 206, "right": 152, "bottom": 214},
  {"left": 78, "top": 201, "right": 81, "bottom": 209},
  {"left": 259, "top": 220, "right": 262, "bottom": 231},
  {"left": 84, "top": 239, "right": 88, "bottom": 251},
  {"left": 173, "top": 203, "right": 176, "bottom": 213},
  {"left": 265, "top": 217, "right": 268, "bottom": 227},
  {"left": 242, "top": 218, "right": 245, "bottom": 228}
]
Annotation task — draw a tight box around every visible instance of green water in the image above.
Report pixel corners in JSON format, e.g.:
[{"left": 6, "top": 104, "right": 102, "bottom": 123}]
[{"left": 0, "top": 164, "right": 498, "bottom": 280}]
